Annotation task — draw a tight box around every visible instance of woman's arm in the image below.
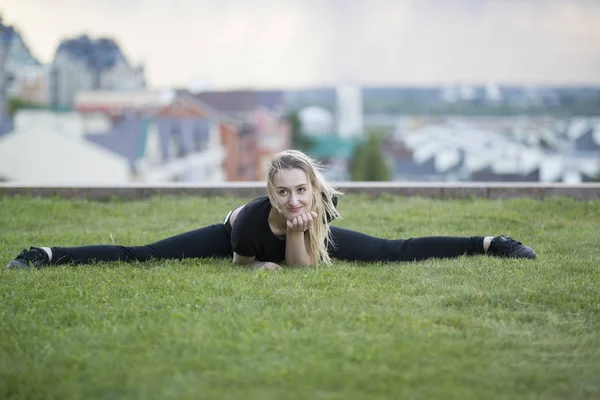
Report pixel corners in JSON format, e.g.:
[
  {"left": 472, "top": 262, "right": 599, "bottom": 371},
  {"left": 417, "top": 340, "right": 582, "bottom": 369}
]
[
  {"left": 229, "top": 205, "right": 279, "bottom": 271},
  {"left": 233, "top": 252, "right": 280, "bottom": 270},
  {"left": 284, "top": 212, "right": 316, "bottom": 266}
]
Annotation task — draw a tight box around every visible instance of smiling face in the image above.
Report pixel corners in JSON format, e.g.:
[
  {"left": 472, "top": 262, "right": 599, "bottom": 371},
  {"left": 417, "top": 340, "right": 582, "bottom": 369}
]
[{"left": 272, "top": 167, "right": 314, "bottom": 219}]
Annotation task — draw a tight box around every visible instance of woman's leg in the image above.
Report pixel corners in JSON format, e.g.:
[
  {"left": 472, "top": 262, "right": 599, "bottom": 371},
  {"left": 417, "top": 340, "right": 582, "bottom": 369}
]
[
  {"left": 328, "top": 226, "right": 485, "bottom": 262},
  {"left": 49, "top": 224, "right": 233, "bottom": 265}
]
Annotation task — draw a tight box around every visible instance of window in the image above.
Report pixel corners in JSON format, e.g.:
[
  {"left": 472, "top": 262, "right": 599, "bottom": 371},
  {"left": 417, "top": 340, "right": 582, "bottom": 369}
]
[
  {"left": 171, "top": 125, "right": 186, "bottom": 158},
  {"left": 194, "top": 125, "right": 208, "bottom": 152}
]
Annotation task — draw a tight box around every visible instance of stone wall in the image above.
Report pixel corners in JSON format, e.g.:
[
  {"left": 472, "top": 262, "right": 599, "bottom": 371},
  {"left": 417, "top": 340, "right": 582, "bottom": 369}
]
[{"left": 1, "top": 182, "right": 598, "bottom": 200}]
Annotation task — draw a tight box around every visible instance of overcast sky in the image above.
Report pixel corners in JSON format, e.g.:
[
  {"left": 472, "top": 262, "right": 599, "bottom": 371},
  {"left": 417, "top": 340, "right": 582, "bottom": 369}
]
[{"left": 2, "top": 0, "right": 600, "bottom": 89}]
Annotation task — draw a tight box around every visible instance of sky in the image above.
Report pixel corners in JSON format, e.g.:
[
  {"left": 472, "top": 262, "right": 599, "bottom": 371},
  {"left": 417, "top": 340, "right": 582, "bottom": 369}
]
[{"left": 2, "top": 0, "right": 600, "bottom": 89}]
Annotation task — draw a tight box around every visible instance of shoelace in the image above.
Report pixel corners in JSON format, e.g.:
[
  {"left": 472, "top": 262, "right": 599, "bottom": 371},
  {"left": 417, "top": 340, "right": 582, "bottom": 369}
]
[{"left": 505, "top": 237, "right": 523, "bottom": 245}]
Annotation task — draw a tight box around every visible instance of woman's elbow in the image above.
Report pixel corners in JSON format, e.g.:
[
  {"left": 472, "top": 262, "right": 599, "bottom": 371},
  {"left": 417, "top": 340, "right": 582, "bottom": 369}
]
[
  {"left": 232, "top": 253, "right": 256, "bottom": 266},
  {"left": 285, "top": 258, "right": 316, "bottom": 267}
]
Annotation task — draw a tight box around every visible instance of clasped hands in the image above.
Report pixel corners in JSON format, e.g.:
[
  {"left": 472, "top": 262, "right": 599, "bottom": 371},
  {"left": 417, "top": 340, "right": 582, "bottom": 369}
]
[{"left": 286, "top": 211, "right": 318, "bottom": 233}]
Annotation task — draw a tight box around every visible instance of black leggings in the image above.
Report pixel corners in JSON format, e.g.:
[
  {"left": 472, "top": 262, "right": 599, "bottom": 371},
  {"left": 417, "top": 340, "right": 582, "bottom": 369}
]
[{"left": 50, "top": 222, "right": 485, "bottom": 265}]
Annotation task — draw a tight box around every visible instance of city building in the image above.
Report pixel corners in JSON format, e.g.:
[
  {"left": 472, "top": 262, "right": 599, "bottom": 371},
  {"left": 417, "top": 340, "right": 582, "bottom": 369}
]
[
  {"left": 194, "top": 90, "right": 291, "bottom": 180},
  {"left": 0, "top": 110, "right": 130, "bottom": 183},
  {"left": 76, "top": 90, "right": 233, "bottom": 182},
  {"left": 52, "top": 35, "right": 145, "bottom": 109},
  {"left": 336, "top": 83, "right": 364, "bottom": 139}
]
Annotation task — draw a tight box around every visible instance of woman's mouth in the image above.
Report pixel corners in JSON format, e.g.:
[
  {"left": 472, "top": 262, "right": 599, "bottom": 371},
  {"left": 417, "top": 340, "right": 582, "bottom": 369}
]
[{"left": 289, "top": 206, "right": 303, "bottom": 213}]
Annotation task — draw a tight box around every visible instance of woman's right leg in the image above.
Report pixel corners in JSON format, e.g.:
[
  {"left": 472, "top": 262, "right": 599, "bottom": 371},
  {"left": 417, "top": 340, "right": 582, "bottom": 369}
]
[{"left": 49, "top": 224, "right": 233, "bottom": 265}]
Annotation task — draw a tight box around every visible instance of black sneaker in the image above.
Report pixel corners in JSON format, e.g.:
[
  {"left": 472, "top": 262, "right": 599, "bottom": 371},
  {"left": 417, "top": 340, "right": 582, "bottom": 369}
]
[
  {"left": 6, "top": 247, "right": 50, "bottom": 270},
  {"left": 488, "top": 236, "right": 536, "bottom": 259}
]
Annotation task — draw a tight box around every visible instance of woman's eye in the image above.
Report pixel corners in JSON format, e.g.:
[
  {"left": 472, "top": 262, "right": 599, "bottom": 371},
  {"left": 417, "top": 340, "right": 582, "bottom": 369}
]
[
  {"left": 278, "top": 190, "right": 288, "bottom": 195},
  {"left": 298, "top": 188, "right": 305, "bottom": 193}
]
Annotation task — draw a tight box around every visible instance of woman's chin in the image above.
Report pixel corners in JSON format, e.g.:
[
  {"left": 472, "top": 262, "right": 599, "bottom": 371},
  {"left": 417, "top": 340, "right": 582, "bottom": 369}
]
[{"left": 287, "top": 209, "right": 304, "bottom": 217}]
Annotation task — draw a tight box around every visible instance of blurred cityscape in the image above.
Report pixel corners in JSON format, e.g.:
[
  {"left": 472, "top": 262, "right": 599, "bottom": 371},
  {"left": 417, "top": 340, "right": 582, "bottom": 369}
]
[{"left": 1, "top": 15, "right": 599, "bottom": 184}]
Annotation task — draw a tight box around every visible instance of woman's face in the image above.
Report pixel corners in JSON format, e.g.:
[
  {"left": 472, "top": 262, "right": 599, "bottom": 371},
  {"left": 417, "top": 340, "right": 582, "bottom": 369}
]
[{"left": 272, "top": 168, "right": 314, "bottom": 219}]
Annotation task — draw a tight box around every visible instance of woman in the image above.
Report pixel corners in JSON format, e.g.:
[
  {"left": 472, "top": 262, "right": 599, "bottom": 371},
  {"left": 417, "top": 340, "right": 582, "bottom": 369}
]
[{"left": 7, "top": 150, "right": 536, "bottom": 270}]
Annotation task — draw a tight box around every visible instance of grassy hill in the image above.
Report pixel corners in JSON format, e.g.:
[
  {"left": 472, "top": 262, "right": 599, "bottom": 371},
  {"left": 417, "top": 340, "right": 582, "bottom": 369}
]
[{"left": 1, "top": 195, "right": 598, "bottom": 400}]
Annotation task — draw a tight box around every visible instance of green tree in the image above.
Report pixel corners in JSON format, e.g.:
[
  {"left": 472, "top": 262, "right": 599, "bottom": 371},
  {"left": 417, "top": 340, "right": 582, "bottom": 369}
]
[
  {"left": 285, "top": 111, "right": 314, "bottom": 153},
  {"left": 349, "top": 131, "right": 391, "bottom": 181},
  {"left": 8, "top": 97, "right": 40, "bottom": 116}
]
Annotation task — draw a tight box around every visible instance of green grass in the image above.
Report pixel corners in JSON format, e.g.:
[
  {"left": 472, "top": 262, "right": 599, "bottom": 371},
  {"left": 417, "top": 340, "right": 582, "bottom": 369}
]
[{"left": 1, "top": 194, "right": 599, "bottom": 400}]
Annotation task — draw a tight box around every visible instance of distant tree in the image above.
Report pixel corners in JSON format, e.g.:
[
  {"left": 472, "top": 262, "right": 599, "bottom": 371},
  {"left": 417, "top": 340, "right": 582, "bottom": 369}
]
[
  {"left": 7, "top": 97, "right": 40, "bottom": 116},
  {"left": 285, "top": 111, "right": 314, "bottom": 153},
  {"left": 349, "top": 131, "right": 391, "bottom": 181}
]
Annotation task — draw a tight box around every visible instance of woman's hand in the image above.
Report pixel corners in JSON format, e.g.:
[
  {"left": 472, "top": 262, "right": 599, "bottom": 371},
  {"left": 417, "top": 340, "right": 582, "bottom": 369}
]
[
  {"left": 286, "top": 212, "right": 318, "bottom": 232},
  {"left": 258, "top": 262, "right": 281, "bottom": 271}
]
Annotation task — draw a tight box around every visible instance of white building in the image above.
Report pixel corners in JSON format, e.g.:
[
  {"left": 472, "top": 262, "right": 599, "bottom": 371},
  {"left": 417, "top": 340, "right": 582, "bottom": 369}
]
[
  {"left": 7, "top": 64, "right": 52, "bottom": 105},
  {"left": 136, "top": 118, "right": 226, "bottom": 183},
  {"left": 0, "top": 125, "right": 130, "bottom": 183},
  {"left": 73, "top": 91, "right": 228, "bottom": 183},
  {"left": 52, "top": 35, "right": 145, "bottom": 109},
  {"left": 392, "top": 118, "right": 600, "bottom": 183},
  {"left": 336, "top": 84, "right": 364, "bottom": 139},
  {"left": 52, "top": 52, "right": 96, "bottom": 109},
  {"left": 298, "top": 106, "right": 334, "bottom": 136},
  {"left": 485, "top": 82, "right": 503, "bottom": 103},
  {"left": 3, "top": 28, "right": 52, "bottom": 105},
  {"left": 99, "top": 58, "right": 145, "bottom": 91}
]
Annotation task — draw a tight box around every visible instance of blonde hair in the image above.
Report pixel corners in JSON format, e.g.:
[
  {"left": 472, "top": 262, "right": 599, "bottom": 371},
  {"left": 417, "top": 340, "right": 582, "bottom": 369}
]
[{"left": 267, "top": 150, "right": 343, "bottom": 266}]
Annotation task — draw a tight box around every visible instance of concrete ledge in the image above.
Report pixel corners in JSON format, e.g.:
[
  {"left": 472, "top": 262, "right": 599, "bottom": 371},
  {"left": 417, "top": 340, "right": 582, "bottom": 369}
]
[{"left": 1, "top": 182, "right": 599, "bottom": 200}]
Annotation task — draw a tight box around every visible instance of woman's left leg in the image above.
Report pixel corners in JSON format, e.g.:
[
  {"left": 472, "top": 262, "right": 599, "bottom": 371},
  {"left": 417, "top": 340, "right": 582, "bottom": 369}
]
[{"left": 328, "top": 226, "right": 485, "bottom": 262}]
